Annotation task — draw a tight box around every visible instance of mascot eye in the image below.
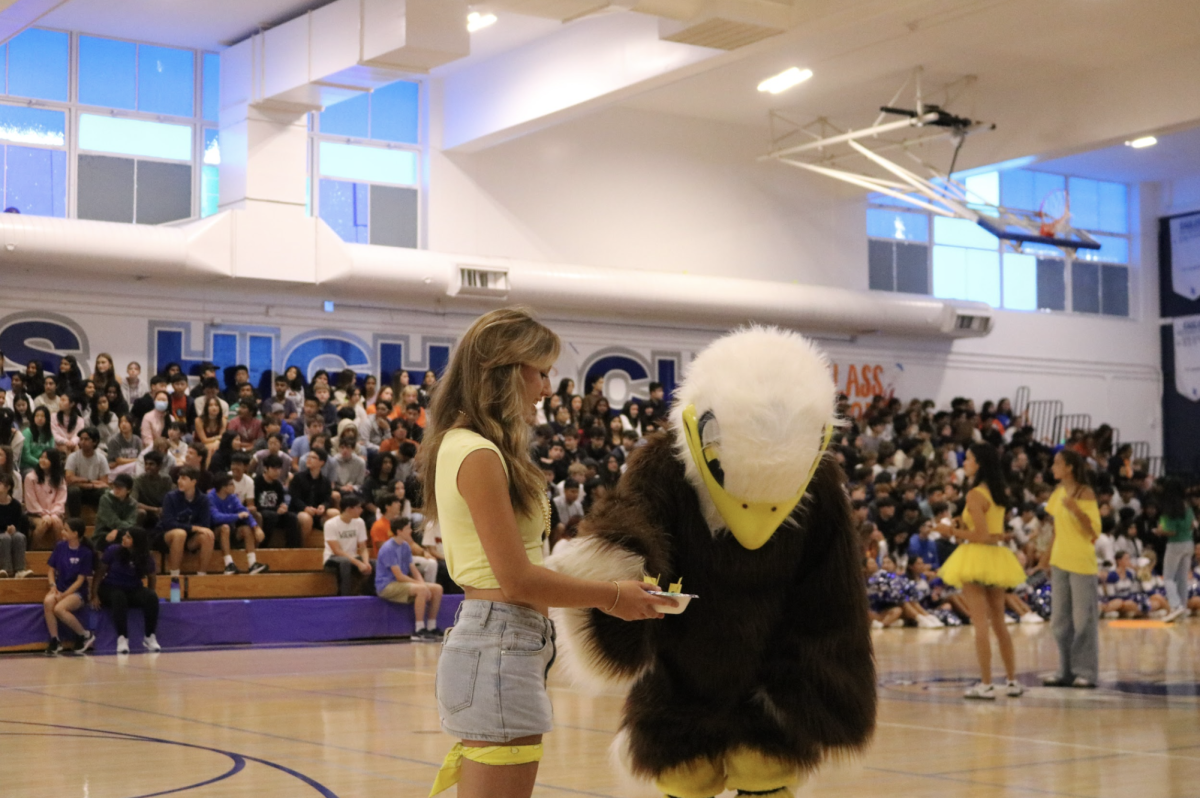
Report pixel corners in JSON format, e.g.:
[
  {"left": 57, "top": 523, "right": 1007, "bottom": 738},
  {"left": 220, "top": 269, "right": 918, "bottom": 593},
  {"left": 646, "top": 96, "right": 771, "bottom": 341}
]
[{"left": 697, "top": 410, "right": 725, "bottom": 487}]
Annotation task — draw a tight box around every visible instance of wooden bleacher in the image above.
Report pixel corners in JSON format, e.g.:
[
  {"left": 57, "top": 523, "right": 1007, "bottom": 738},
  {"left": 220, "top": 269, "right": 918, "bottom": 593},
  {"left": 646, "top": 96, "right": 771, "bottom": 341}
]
[
  {"left": 4, "top": 521, "right": 338, "bottom": 604},
  {"left": 8, "top": 549, "right": 338, "bottom": 602},
  {"left": 26, "top": 548, "right": 326, "bottom": 576}
]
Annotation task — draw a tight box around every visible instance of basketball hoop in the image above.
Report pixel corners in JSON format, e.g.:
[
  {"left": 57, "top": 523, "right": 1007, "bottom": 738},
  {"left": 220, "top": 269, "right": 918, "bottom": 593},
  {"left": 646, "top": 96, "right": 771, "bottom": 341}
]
[{"left": 1036, "top": 189, "right": 1070, "bottom": 239}]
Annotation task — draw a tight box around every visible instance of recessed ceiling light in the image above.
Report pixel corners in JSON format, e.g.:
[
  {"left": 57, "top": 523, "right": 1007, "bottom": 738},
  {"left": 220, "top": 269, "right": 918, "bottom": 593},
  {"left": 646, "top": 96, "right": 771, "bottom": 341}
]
[
  {"left": 757, "top": 67, "right": 812, "bottom": 95},
  {"left": 1125, "top": 136, "right": 1157, "bottom": 149},
  {"left": 467, "top": 11, "right": 497, "bottom": 32}
]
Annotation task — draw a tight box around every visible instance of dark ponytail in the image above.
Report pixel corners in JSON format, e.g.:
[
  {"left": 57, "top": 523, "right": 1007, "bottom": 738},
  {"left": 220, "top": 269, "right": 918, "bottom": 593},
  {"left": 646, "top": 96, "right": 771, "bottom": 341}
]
[
  {"left": 969, "top": 442, "right": 1010, "bottom": 510},
  {"left": 117, "top": 527, "right": 153, "bottom": 579},
  {"left": 1160, "top": 478, "right": 1186, "bottom": 521},
  {"left": 1057, "top": 449, "right": 1090, "bottom": 487}
]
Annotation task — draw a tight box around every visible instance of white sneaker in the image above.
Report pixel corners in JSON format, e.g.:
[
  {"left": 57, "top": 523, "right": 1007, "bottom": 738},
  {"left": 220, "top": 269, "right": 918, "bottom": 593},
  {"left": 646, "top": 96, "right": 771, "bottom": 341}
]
[
  {"left": 918, "top": 614, "right": 945, "bottom": 628},
  {"left": 886, "top": 617, "right": 906, "bottom": 628},
  {"left": 870, "top": 619, "right": 884, "bottom": 630},
  {"left": 1004, "top": 614, "right": 1017, "bottom": 624},
  {"left": 1150, "top": 609, "right": 1168, "bottom": 619},
  {"left": 116, "top": 635, "right": 130, "bottom": 654},
  {"left": 1103, "top": 610, "right": 1120, "bottom": 619},
  {"left": 964, "top": 682, "right": 996, "bottom": 700},
  {"left": 1020, "top": 612, "right": 1045, "bottom": 624},
  {"left": 14, "top": 569, "right": 33, "bottom": 579},
  {"left": 1163, "top": 607, "right": 1186, "bottom": 623},
  {"left": 1005, "top": 679, "right": 1025, "bottom": 697},
  {"left": 143, "top": 634, "right": 161, "bottom": 653},
  {"left": 0, "top": 569, "right": 7, "bottom": 578}
]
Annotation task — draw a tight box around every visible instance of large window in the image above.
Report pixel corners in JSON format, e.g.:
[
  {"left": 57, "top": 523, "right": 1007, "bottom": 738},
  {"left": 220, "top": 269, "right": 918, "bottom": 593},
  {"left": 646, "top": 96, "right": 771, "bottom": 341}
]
[
  {"left": 311, "top": 81, "right": 422, "bottom": 248},
  {"left": 0, "top": 28, "right": 218, "bottom": 223},
  {"left": 868, "top": 169, "right": 1132, "bottom": 317}
]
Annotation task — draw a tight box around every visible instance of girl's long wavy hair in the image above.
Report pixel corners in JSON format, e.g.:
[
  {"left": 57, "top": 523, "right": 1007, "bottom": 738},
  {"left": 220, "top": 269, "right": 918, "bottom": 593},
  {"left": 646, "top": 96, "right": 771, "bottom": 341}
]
[{"left": 418, "top": 308, "right": 560, "bottom": 523}]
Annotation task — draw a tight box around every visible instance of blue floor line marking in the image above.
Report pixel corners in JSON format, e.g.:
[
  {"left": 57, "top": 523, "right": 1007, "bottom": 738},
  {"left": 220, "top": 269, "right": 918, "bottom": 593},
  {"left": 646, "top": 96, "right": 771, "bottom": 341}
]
[
  {"left": 0, "top": 719, "right": 336, "bottom": 798},
  {"left": 931, "top": 750, "right": 1124, "bottom": 776},
  {"left": 0, "top": 731, "right": 247, "bottom": 796},
  {"left": 862, "top": 764, "right": 1096, "bottom": 798},
  {"left": 5, "top": 661, "right": 630, "bottom": 798},
  {"left": 129, "top": 755, "right": 245, "bottom": 798}
]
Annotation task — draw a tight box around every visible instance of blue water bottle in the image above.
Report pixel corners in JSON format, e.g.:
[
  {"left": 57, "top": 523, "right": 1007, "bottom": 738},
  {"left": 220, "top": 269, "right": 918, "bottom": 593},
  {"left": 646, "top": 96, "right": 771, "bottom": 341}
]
[{"left": 170, "top": 577, "right": 181, "bottom": 603}]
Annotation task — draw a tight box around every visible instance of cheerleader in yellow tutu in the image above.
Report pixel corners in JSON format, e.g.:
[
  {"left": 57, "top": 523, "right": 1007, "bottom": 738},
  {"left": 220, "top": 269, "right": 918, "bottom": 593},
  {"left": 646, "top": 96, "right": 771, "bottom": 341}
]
[{"left": 941, "top": 442, "right": 1027, "bottom": 700}]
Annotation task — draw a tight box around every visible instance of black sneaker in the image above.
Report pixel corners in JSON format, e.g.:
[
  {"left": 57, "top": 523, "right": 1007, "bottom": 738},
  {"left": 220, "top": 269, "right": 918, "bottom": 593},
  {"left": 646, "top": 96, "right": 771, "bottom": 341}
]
[
  {"left": 74, "top": 632, "right": 96, "bottom": 655},
  {"left": 427, "top": 627, "right": 444, "bottom": 640},
  {"left": 413, "top": 629, "right": 436, "bottom": 642},
  {"left": 223, "top": 562, "right": 240, "bottom": 575},
  {"left": 45, "top": 638, "right": 60, "bottom": 657},
  {"left": 248, "top": 562, "right": 270, "bottom": 575}
]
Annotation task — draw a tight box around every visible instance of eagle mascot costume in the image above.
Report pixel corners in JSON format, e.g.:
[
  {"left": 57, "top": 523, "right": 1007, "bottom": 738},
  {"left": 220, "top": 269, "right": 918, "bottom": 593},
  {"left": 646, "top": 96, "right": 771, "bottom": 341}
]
[{"left": 548, "top": 327, "right": 875, "bottom": 798}]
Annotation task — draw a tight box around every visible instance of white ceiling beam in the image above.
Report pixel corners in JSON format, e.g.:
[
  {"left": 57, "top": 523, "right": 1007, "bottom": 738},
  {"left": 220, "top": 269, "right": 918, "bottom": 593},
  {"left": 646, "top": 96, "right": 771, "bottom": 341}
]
[
  {"left": 438, "top": 13, "right": 720, "bottom": 152},
  {"left": 0, "top": 0, "right": 72, "bottom": 47}
]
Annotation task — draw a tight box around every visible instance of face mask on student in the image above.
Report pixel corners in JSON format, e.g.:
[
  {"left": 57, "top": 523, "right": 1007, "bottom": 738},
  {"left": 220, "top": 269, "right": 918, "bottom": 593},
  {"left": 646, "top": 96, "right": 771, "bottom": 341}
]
[{"left": 154, "top": 400, "right": 168, "bottom": 412}]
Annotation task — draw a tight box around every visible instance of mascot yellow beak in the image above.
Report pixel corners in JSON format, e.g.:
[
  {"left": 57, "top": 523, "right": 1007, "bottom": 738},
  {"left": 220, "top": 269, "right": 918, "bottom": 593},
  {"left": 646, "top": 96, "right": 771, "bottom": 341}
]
[{"left": 681, "top": 404, "right": 832, "bottom": 551}]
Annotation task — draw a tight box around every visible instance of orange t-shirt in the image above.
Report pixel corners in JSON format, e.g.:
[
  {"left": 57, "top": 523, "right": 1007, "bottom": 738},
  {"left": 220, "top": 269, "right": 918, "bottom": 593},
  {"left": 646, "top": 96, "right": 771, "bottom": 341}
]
[{"left": 369, "top": 518, "right": 392, "bottom": 558}]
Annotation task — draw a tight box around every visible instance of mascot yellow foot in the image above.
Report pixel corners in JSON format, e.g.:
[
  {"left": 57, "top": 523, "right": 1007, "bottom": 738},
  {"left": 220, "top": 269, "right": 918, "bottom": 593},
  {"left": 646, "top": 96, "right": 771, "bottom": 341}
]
[{"left": 656, "top": 748, "right": 800, "bottom": 798}]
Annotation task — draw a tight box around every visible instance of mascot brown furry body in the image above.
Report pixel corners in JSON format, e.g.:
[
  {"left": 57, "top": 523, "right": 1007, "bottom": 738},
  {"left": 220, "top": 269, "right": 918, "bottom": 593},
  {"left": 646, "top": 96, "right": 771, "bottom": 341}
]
[{"left": 549, "top": 328, "right": 875, "bottom": 798}]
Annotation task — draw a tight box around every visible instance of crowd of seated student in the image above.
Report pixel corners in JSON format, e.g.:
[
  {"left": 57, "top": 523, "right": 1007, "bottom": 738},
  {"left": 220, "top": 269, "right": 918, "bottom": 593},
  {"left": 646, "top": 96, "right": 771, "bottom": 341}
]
[
  {"left": 6, "top": 342, "right": 1199, "bottom": 656},
  {"left": 0, "top": 349, "right": 451, "bottom": 653},
  {"left": 843, "top": 394, "right": 1200, "bottom": 629},
  {"left": 526, "top": 377, "right": 666, "bottom": 554}
]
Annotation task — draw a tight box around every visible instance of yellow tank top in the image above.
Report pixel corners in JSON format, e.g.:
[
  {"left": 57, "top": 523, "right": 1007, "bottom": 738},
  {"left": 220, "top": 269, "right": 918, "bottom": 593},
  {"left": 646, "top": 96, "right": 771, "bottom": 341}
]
[
  {"left": 1047, "top": 485, "right": 1100, "bottom": 575},
  {"left": 435, "top": 428, "right": 546, "bottom": 590},
  {"left": 963, "top": 485, "right": 1006, "bottom": 538}
]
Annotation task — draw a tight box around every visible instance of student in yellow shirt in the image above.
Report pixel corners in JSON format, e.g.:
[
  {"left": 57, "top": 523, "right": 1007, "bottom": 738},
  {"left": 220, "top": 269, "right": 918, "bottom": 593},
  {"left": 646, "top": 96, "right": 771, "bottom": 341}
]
[
  {"left": 1043, "top": 449, "right": 1101, "bottom": 688},
  {"left": 421, "top": 308, "right": 673, "bottom": 798}
]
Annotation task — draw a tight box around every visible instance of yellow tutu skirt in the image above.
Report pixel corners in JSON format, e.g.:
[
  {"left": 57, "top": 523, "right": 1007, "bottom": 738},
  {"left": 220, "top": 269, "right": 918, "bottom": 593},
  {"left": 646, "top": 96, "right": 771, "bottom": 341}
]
[{"left": 939, "top": 543, "right": 1026, "bottom": 589}]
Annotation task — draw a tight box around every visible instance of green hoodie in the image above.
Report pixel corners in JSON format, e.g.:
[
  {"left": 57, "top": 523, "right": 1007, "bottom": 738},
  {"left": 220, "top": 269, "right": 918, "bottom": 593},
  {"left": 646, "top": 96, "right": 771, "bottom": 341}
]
[{"left": 93, "top": 490, "right": 138, "bottom": 549}]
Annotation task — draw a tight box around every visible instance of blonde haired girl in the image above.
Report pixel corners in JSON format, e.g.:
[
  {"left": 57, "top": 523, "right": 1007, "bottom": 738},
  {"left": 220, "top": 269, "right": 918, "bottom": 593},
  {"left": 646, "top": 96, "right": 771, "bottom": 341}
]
[{"left": 422, "top": 308, "right": 671, "bottom": 798}]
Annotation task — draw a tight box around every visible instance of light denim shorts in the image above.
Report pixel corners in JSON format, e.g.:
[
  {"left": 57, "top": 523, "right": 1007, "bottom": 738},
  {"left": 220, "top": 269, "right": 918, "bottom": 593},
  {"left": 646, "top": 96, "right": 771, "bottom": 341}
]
[{"left": 435, "top": 600, "right": 557, "bottom": 743}]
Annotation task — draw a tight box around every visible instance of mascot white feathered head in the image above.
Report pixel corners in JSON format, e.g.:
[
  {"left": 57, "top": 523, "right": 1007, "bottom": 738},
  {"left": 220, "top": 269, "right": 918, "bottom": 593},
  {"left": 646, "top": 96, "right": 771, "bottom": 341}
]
[{"left": 669, "top": 326, "right": 837, "bottom": 550}]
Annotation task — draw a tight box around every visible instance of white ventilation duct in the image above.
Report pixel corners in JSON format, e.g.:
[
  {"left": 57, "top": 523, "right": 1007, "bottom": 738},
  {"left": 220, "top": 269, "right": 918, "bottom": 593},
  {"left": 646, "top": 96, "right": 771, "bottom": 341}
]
[
  {"left": 0, "top": 213, "right": 991, "bottom": 339},
  {"left": 0, "top": 213, "right": 229, "bottom": 281},
  {"left": 226, "top": 0, "right": 469, "bottom": 113}
]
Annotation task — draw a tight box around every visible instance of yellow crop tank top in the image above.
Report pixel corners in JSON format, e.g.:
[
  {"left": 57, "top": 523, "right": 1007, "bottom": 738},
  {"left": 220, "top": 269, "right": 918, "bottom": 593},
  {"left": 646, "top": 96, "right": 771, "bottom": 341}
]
[
  {"left": 435, "top": 428, "right": 547, "bottom": 590},
  {"left": 962, "top": 485, "right": 1006, "bottom": 538}
]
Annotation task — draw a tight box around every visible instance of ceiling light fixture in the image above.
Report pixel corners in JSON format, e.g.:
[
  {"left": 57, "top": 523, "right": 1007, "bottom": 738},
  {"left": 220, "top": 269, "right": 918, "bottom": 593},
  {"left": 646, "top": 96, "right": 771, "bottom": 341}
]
[
  {"left": 467, "top": 11, "right": 497, "bottom": 32},
  {"left": 757, "top": 67, "right": 812, "bottom": 95},
  {"left": 1125, "top": 136, "right": 1157, "bottom": 149}
]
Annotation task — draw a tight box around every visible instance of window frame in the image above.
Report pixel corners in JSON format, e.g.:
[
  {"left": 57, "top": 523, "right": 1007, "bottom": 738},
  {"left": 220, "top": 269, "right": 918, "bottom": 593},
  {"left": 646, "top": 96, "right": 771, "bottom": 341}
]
[
  {"left": 308, "top": 81, "right": 426, "bottom": 249},
  {"left": 0, "top": 27, "right": 217, "bottom": 223},
  {"left": 866, "top": 169, "right": 1135, "bottom": 319}
]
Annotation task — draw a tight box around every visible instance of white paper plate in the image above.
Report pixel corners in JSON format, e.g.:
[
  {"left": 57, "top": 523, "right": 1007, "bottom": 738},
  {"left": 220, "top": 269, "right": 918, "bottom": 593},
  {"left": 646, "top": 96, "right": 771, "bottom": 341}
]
[{"left": 649, "top": 591, "right": 696, "bottom": 614}]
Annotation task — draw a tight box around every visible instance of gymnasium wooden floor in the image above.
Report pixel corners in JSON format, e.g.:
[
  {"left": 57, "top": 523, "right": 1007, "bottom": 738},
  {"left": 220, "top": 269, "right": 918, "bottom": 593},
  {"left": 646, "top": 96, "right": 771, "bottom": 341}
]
[{"left": 3, "top": 621, "right": 1199, "bottom": 798}]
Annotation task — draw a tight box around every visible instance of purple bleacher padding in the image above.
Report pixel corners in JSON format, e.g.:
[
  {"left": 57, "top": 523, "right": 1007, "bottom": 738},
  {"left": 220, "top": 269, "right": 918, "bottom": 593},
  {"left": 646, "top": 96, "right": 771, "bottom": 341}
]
[{"left": 0, "top": 595, "right": 463, "bottom": 654}]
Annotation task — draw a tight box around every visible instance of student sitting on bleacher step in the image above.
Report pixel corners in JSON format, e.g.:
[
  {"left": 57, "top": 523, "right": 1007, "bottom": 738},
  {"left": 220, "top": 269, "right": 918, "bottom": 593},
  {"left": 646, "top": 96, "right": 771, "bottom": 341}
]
[{"left": 208, "top": 471, "right": 268, "bottom": 575}]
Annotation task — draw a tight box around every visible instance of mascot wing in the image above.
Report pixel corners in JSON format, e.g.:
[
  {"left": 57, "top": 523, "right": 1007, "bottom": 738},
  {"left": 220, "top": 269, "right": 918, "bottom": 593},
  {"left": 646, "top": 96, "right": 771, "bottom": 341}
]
[{"left": 545, "top": 435, "right": 681, "bottom": 690}]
